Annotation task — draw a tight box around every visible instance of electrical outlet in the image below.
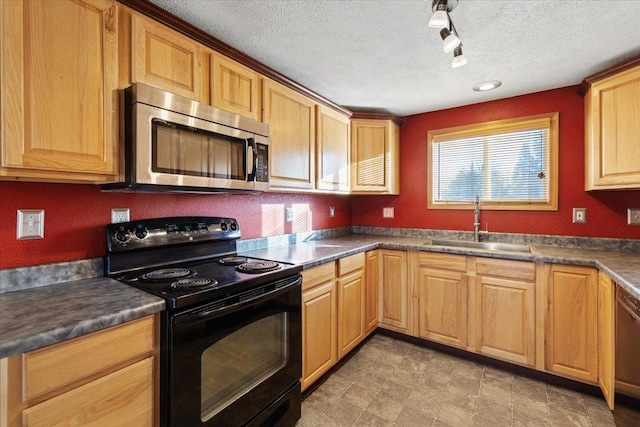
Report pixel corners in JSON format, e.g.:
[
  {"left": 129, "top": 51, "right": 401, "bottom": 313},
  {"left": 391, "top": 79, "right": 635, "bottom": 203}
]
[
  {"left": 111, "top": 208, "right": 130, "bottom": 224},
  {"left": 572, "top": 207, "right": 587, "bottom": 224},
  {"left": 286, "top": 207, "right": 294, "bottom": 222},
  {"left": 628, "top": 208, "right": 640, "bottom": 225},
  {"left": 17, "top": 210, "right": 44, "bottom": 239},
  {"left": 329, "top": 206, "right": 335, "bottom": 218},
  {"left": 383, "top": 207, "right": 395, "bottom": 218}
]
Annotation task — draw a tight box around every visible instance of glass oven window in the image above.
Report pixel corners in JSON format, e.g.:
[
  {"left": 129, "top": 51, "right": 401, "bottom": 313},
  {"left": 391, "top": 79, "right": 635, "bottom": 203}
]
[
  {"left": 152, "top": 119, "right": 246, "bottom": 180},
  {"left": 200, "top": 313, "right": 288, "bottom": 422}
]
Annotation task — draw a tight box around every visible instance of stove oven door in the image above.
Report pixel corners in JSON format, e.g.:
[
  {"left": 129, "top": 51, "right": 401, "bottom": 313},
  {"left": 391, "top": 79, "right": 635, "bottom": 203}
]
[{"left": 168, "top": 275, "right": 302, "bottom": 427}]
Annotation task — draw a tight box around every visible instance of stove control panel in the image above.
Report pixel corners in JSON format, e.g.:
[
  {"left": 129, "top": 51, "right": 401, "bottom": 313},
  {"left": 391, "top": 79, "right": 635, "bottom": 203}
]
[{"left": 106, "top": 216, "right": 241, "bottom": 252}]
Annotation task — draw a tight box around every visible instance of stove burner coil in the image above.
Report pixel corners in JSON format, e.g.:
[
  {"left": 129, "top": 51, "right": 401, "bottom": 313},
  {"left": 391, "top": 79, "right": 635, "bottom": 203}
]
[
  {"left": 236, "top": 261, "right": 281, "bottom": 274},
  {"left": 171, "top": 278, "right": 217, "bottom": 289},
  {"left": 219, "top": 256, "right": 249, "bottom": 266},
  {"left": 140, "top": 268, "right": 195, "bottom": 282}
]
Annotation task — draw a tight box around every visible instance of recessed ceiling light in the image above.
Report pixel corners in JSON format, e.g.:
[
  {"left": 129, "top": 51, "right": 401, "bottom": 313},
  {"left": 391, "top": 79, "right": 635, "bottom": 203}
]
[{"left": 473, "top": 80, "right": 502, "bottom": 92}]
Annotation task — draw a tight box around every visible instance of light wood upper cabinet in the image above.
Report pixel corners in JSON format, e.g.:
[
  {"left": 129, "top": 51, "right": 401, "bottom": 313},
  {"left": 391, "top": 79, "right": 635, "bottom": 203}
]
[
  {"left": 350, "top": 118, "right": 399, "bottom": 194},
  {"left": 0, "top": 0, "right": 119, "bottom": 182},
  {"left": 210, "top": 54, "right": 261, "bottom": 120},
  {"left": 379, "top": 250, "right": 409, "bottom": 333},
  {"left": 545, "top": 265, "right": 597, "bottom": 383},
  {"left": 262, "top": 78, "right": 316, "bottom": 190},
  {"left": 472, "top": 258, "right": 536, "bottom": 366},
  {"left": 1, "top": 315, "right": 157, "bottom": 427},
  {"left": 365, "top": 250, "right": 380, "bottom": 334},
  {"left": 130, "top": 13, "right": 207, "bottom": 102},
  {"left": 301, "top": 263, "right": 337, "bottom": 392},
  {"left": 598, "top": 272, "right": 615, "bottom": 410},
  {"left": 417, "top": 253, "right": 468, "bottom": 348},
  {"left": 316, "top": 105, "right": 350, "bottom": 192},
  {"left": 585, "top": 64, "right": 640, "bottom": 190}
]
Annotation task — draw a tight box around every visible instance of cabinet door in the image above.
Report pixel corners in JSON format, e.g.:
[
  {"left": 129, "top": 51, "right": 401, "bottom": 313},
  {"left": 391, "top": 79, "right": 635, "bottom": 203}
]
[
  {"left": 0, "top": 0, "right": 119, "bottom": 181},
  {"left": 316, "top": 105, "right": 350, "bottom": 192},
  {"left": 131, "top": 13, "right": 206, "bottom": 102},
  {"left": 598, "top": 273, "right": 615, "bottom": 410},
  {"left": 546, "top": 265, "right": 597, "bottom": 383},
  {"left": 21, "top": 357, "right": 154, "bottom": 427},
  {"left": 365, "top": 250, "right": 379, "bottom": 334},
  {"left": 417, "top": 267, "right": 467, "bottom": 348},
  {"left": 350, "top": 119, "right": 399, "bottom": 194},
  {"left": 379, "top": 250, "right": 408, "bottom": 332},
  {"left": 337, "top": 270, "right": 365, "bottom": 358},
  {"left": 474, "top": 275, "right": 535, "bottom": 366},
  {"left": 211, "top": 54, "right": 260, "bottom": 120},
  {"left": 262, "top": 79, "right": 315, "bottom": 190},
  {"left": 585, "top": 65, "right": 640, "bottom": 190},
  {"left": 301, "top": 280, "right": 337, "bottom": 391}
]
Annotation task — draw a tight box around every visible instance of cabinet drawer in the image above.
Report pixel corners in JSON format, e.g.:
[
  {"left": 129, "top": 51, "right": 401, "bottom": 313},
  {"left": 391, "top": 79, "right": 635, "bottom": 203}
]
[
  {"left": 337, "top": 252, "right": 365, "bottom": 276},
  {"left": 22, "top": 357, "right": 154, "bottom": 427},
  {"left": 475, "top": 258, "right": 535, "bottom": 281},
  {"left": 22, "top": 315, "right": 155, "bottom": 400},
  {"left": 302, "top": 263, "right": 336, "bottom": 291},
  {"left": 419, "top": 252, "right": 467, "bottom": 272}
]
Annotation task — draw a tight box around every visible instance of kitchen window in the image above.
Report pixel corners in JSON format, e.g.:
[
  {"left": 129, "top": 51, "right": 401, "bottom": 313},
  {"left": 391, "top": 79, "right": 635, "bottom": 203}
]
[{"left": 428, "top": 112, "right": 558, "bottom": 210}]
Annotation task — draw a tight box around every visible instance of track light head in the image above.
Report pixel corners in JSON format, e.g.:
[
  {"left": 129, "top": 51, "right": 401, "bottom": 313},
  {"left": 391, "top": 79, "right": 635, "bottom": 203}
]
[
  {"left": 440, "top": 28, "right": 461, "bottom": 53},
  {"left": 451, "top": 46, "right": 467, "bottom": 68}
]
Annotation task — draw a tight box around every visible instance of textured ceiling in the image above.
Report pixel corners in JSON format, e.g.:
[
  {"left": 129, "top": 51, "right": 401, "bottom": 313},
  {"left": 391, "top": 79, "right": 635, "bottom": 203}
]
[{"left": 147, "top": 0, "right": 640, "bottom": 117}]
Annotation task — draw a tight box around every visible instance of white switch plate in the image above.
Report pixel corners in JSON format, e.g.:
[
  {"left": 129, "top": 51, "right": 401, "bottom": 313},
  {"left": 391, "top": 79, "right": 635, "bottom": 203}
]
[
  {"left": 572, "top": 207, "right": 587, "bottom": 224},
  {"left": 329, "top": 206, "right": 335, "bottom": 218},
  {"left": 383, "top": 207, "right": 395, "bottom": 218},
  {"left": 286, "top": 207, "right": 294, "bottom": 222},
  {"left": 111, "top": 208, "right": 130, "bottom": 223},
  {"left": 628, "top": 208, "right": 640, "bottom": 225},
  {"left": 17, "top": 209, "right": 44, "bottom": 239}
]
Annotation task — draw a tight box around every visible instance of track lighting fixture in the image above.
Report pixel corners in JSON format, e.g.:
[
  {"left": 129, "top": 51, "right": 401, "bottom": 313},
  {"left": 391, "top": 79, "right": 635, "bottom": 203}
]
[
  {"left": 451, "top": 46, "right": 467, "bottom": 68},
  {"left": 429, "top": 0, "right": 466, "bottom": 67},
  {"left": 429, "top": 0, "right": 449, "bottom": 28}
]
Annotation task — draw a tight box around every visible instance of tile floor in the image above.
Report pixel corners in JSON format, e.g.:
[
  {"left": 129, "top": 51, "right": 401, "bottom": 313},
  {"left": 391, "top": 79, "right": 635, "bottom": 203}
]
[{"left": 297, "top": 334, "right": 637, "bottom": 427}]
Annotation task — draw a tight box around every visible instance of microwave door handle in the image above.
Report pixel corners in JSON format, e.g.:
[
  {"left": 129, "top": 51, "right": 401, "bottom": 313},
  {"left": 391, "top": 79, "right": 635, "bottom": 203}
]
[{"left": 246, "top": 138, "right": 257, "bottom": 182}]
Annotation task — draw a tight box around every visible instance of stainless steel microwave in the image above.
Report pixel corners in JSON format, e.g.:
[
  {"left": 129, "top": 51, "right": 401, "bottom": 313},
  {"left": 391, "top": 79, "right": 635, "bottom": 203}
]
[{"left": 102, "top": 83, "right": 269, "bottom": 193}]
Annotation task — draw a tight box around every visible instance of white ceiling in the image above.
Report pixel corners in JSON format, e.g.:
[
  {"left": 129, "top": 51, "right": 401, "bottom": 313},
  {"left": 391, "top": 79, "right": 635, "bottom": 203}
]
[{"left": 147, "top": 0, "right": 640, "bottom": 117}]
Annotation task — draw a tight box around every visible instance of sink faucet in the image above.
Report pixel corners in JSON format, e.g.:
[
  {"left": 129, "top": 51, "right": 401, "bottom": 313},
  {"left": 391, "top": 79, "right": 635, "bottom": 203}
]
[{"left": 474, "top": 195, "right": 480, "bottom": 242}]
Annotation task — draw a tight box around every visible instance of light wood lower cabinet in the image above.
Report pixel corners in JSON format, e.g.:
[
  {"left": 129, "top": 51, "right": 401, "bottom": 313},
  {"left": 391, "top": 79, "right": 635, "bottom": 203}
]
[
  {"left": 337, "top": 253, "right": 366, "bottom": 358},
  {"left": 598, "top": 272, "right": 615, "bottom": 410},
  {"left": 545, "top": 264, "right": 598, "bottom": 383},
  {"left": 616, "top": 284, "right": 640, "bottom": 400},
  {"left": 417, "top": 252, "right": 468, "bottom": 348},
  {"left": 0, "top": 315, "right": 158, "bottom": 427},
  {"left": 472, "top": 258, "right": 536, "bottom": 366},
  {"left": 301, "top": 262, "right": 337, "bottom": 392},
  {"left": 379, "top": 250, "right": 409, "bottom": 333},
  {"left": 365, "top": 250, "right": 380, "bottom": 334}
]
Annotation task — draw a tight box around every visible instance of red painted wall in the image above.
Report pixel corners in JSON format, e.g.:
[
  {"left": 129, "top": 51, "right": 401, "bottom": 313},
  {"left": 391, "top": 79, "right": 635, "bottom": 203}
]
[
  {"left": 351, "top": 86, "right": 640, "bottom": 239},
  {"left": 0, "top": 182, "right": 351, "bottom": 269}
]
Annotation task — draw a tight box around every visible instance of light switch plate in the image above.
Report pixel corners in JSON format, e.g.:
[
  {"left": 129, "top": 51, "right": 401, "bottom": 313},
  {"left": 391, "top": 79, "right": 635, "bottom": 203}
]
[
  {"left": 383, "top": 207, "right": 395, "bottom": 218},
  {"left": 572, "top": 207, "right": 586, "bottom": 224},
  {"left": 329, "top": 206, "right": 335, "bottom": 218},
  {"left": 286, "top": 207, "right": 294, "bottom": 222},
  {"left": 17, "top": 210, "right": 44, "bottom": 239},
  {"left": 628, "top": 208, "right": 640, "bottom": 225}
]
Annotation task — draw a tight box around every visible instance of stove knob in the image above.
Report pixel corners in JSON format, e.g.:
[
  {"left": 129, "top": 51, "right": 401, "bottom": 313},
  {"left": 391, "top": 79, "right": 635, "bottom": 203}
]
[
  {"left": 115, "top": 230, "right": 131, "bottom": 243},
  {"left": 220, "top": 222, "right": 228, "bottom": 231},
  {"left": 135, "top": 227, "right": 148, "bottom": 239},
  {"left": 230, "top": 222, "right": 238, "bottom": 231}
]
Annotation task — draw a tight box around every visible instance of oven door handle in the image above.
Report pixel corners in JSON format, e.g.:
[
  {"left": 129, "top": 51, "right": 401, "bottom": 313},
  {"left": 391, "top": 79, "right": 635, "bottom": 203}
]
[{"left": 175, "top": 275, "right": 302, "bottom": 324}]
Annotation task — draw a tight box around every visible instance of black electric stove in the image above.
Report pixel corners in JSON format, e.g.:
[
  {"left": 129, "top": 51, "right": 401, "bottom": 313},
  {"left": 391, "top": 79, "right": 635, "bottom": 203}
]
[{"left": 105, "top": 217, "right": 303, "bottom": 427}]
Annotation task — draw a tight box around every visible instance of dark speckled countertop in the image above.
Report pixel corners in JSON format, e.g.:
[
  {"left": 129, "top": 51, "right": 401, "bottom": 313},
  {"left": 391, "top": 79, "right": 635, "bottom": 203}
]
[
  {"left": 240, "top": 235, "right": 640, "bottom": 301},
  {"left": 2, "top": 233, "right": 638, "bottom": 360},
  {"left": 0, "top": 277, "right": 164, "bottom": 359}
]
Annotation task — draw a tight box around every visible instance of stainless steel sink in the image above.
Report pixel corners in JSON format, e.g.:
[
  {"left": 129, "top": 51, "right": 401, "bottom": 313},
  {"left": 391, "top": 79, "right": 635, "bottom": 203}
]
[{"left": 427, "top": 239, "right": 531, "bottom": 253}]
